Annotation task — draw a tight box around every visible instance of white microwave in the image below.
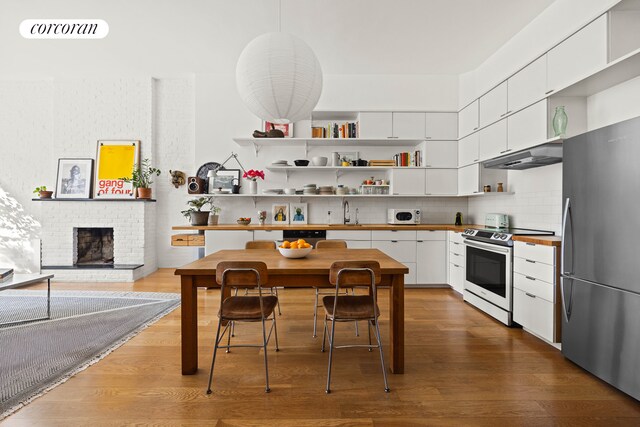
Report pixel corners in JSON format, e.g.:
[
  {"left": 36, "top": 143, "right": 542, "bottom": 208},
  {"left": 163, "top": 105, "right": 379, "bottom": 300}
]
[{"left": 387, "top": 209, "right": 421, "bottom": 225}]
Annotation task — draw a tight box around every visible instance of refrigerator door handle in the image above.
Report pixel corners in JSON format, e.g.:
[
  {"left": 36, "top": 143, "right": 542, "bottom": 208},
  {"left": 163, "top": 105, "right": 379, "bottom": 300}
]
[{"left": 561, "top": 197, "right": 574, "bottom": 322}]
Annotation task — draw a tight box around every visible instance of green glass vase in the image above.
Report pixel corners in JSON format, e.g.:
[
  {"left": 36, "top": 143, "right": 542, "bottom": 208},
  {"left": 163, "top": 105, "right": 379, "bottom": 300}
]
[{"left": 553, "top": 106, "right": 568, "bottom": 137}]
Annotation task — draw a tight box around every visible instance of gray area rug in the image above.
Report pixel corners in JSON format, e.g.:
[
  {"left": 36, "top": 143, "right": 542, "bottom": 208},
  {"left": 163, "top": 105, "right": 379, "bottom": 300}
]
[{"left": 0, "top": 290, "right": 181, "bottom": 419}]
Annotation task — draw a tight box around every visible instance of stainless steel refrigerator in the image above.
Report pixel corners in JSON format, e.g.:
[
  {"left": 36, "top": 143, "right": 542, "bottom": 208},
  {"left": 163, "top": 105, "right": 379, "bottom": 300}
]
[{"left": 562, "top": 115, "right": 640, "bottom": 401}]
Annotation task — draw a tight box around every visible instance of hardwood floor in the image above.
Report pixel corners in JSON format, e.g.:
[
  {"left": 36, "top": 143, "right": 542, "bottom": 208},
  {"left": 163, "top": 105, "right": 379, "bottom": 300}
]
[{"left": 3, "top": 268, "right": 639, "bottom": 426}]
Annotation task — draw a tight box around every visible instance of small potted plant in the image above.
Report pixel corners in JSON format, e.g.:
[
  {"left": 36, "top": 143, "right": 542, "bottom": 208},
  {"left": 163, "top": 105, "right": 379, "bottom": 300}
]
[
  {"left": 33, "top": 185, "right": 53, "bottom": 199},
  {"left": 121, "top": 158, "right": 161, "bottom": 199},
  {"left": 242, "top": 169, "right": 265, "bottom": 195},
  {"left": 182, "top": 197, "right": 220, "bottom": 226}
]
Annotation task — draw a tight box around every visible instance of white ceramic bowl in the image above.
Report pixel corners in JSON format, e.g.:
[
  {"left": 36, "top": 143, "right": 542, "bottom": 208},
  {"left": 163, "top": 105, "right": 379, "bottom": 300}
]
[
  {"left": 284, "top": 188, "right": 296, "bottom": 195},
  {"left": 311, "top": 156, "right": 328, "bottom": 166},
  {"left": 278, "top": 246, "right": 313, "bottom": 259}
]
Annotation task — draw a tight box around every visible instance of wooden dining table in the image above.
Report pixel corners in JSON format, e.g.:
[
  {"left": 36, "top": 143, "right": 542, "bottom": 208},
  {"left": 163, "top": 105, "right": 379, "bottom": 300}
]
[{"left": 174, "top": 248, "right": 408, "bottom": 375}]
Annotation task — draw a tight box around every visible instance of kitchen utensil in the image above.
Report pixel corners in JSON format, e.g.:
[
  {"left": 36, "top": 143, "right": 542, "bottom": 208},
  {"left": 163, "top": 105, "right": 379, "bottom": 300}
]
[{"left": 294, "top": 160, "right": 309, "bottom": 166}]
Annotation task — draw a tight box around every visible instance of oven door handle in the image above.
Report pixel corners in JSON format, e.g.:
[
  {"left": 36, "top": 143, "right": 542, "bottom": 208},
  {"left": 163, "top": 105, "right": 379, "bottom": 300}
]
[{"left": 464, "top": 239, "right": 511, "bottom": 254}]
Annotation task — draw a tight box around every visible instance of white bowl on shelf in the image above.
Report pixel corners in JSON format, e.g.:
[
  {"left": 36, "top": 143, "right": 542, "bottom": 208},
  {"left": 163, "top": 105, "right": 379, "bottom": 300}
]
[
  {"left": 278, "top": 246, "right": 313, "bottom": 258},
  {"left": 311, "top": 156, "right": 328, "bottom": 166}
]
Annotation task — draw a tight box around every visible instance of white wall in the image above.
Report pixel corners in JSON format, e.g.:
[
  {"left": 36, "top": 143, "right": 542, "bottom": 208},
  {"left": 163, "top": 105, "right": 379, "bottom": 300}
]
[{"left": 587, "top": 75, "right": 640, "bottom": 130}]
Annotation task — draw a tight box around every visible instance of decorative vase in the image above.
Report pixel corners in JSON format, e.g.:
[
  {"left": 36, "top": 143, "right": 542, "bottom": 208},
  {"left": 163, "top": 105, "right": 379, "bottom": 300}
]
[
  {"left": 552, "top": 106, "right": 568, "bottom": 137},
  {"left": 137, "top": 187, "right": 152, "bottom": 199},
  {"left": 38, "top": 191, "right": 53, "bottom": 199},
  {"left": 249, "top": 180, "right": 258, "bottom": 195},
  {"left": 497, "top": 182, "right": 504, "bottom": 192},
  {"left": 207, "top": 213, "right": 219, "bottom": 226}
]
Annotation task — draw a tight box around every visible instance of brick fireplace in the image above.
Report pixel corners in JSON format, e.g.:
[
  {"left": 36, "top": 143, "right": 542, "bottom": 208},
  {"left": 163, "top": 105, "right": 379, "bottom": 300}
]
[{"left": 38, "top": 201, "right": 157, "bottom": 282}]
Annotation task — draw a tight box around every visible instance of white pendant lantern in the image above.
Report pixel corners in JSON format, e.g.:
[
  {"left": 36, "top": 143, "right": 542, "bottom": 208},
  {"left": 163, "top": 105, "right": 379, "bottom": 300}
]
[{"left": 236, "top": 32, "right": 323, "bottom": 124}]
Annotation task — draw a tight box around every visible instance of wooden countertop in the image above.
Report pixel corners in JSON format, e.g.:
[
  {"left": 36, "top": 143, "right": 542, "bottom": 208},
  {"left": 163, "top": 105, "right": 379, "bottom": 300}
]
[
  {"left": 512, "top": 235, "right": 562, "bottom": 247},
  {"left": 172, "top": 223, "right": 481, "bottom": 232},
  {"left": 172, "top": 223, "right": 562, "bottom": 246}
]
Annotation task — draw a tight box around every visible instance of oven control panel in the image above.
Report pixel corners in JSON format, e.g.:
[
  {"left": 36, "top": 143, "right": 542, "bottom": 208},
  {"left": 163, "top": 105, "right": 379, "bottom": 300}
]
[{"left": 463, "top": 229, "right": 513, "bottom": 245}]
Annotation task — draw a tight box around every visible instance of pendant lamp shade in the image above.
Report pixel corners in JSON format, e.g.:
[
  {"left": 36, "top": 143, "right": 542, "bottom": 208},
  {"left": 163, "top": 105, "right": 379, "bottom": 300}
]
[{"left": 236, "top": 32, "right": 323, "bottom": 124}]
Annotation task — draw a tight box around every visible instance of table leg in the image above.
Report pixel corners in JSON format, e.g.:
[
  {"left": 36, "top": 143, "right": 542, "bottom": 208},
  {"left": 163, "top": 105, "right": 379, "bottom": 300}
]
[
  {"left": 181, "top": 275, "right": 198, "bottom": 375},
  {"left": 389, "top": 273, "right": 404, "bottom": 374},
  {"left": 46, "top": 278, "right": 51, "bottom": 319}
]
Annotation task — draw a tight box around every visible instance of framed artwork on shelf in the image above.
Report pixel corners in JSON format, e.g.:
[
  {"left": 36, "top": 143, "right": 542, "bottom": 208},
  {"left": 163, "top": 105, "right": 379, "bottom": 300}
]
[
  {"left": 272, "top": 203, "right": 289, "bottom": 224},
  {"left": 263, "top": 121, "right": 293, "bottom": 138},
  {"left": 337, "top": 151, "right": 360, "bottom": 164},
  {"left": 290, "top": 202, "right": 308, "bottom": 225},
  {"left": 94, "top": 140, "right": 140, "bottom": 199},
  {"left": 55, "top": 158, "right": 94, "bottom": 199},
  {"left": 209, "top": 169, "right": 240, "bottom": 193}
]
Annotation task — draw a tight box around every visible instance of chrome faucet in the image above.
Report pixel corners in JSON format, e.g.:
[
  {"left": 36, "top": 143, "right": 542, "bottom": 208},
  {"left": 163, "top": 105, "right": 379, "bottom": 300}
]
[{"left": 343, "top": 200, "right": 350, "bottom": 224}]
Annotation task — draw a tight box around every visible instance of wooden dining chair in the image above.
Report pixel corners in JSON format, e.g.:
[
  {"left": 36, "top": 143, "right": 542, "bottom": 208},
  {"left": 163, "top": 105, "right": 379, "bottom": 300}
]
[
  {"left": 313, "top": 240, "right": 358, "bottom": 338},
  {"left": 321, "top": 260, "right": 390, "bottom": 394},
  {"left": 206, "top": 261, "right": 279, "bottom": 394},
  {"left": 245, "top": 240, "right": 281, "bottom": 315}
]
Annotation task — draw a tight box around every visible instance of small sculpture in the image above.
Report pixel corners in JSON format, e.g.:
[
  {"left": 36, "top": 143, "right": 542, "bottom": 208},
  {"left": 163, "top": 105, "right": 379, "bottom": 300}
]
[{"left": 169, "top": 170, "right": 186, "bottom": 188}]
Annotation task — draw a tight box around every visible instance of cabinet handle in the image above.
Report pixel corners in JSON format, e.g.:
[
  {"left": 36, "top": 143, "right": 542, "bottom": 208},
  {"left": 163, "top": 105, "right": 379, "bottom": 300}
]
[
  {"left": 473, "top": 159, "right": 479, "bottom": 162},
  {"left": 545, "top": 89, "right": 554, "bottom": 95},
  {"left": 499, "top": 149, "right": 512, "bottom": 154},
  {"left": 526, "top": 243, "right": 536, "bottom": 246},
  {"left": 453, "top": 242, "right": 460, "bottom": 245},
  {"left": 425, "top": 136, "right": 432, "bottom": 140},
  {"left": 473, "top": 127, "right": 478, "bottom": 131},
  {"left": 387, "top": 136, "right": 398, "bottom": 139},
  {"left": 525, "top": 259, "right": 536, "bottom": 264},
  {"left": 525, "top": 292, "right": 536, "bottom": 298},
  {"left": 473, "top": 191, "right": 482, "bottom": 193},
  {"left": 417, "top": 240, "right": 424, "bottom": 243},
  {"left": 391, "top": 240, "right": 398, "bottom": 243},
  {"left": 425, "top": 164, "right": 432, "bottom": 167},
  {"left": 506, "top": 110, "right": 512, "bottom": 115},
  {"left": 391, "top": 230, "right": 397, "bottom": 232},
  {"left": 453, "top": 264, "right": 460, "bottom": 268},
  {"left": 525, "top": 276, "right": 536, "bottom": 281}
]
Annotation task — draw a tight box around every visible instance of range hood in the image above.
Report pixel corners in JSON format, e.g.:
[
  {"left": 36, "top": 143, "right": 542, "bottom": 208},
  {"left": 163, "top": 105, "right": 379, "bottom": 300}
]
[{"left": 483, "top": 141, "right": 563, "bottom": 170}]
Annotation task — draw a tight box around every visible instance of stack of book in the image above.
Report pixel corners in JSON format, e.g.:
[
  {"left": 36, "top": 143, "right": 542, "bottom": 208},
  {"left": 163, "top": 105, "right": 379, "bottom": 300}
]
[
  {"left": 368, "top": 160, "right": 396, "bottom": 167},
  {"left": 0, "top": 268, "right": 14, "bottom": 283},
  {"left": 312, "top": 122, "right": 359, "bottom": 138},
  {"left": 393, "top": 151, "right": 422, "bottom": 167}
]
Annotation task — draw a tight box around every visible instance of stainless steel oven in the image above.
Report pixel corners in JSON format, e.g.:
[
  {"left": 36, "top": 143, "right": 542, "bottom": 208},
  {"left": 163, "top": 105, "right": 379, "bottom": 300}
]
[{"left": 463, "top": 238, "right": 513, "bottom": 325}]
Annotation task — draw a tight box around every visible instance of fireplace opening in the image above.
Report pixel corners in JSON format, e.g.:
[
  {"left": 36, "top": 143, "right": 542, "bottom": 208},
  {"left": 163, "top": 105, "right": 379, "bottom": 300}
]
[{"left": 74, "top": 227, "right": 114, "bottom": 266}]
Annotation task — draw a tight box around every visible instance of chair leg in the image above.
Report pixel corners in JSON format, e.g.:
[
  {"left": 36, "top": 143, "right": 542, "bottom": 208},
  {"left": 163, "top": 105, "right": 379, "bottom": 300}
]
[
  {"left": 351, "top": 288, "right": 359, "bottom": 337},
  {"left": 325, "top": 318, "right": 336, "bottom": 394},
  {"left": 373, "top": 318, "right": 390, "bottom": 393},
  {"left": 313, "top": 288, "right": 319, "bottom": 338},
  {"left": 321, "top": 315, "right": 327, "bottom": 352},
  {"left": 226, "top": 321, "right": 232, "bottom": 353},
  {"left": 272, "top": 314, "right": 280, "bottom": 352},
  {"left": 274, "top": 287, "right": 282, "bottom": 315},
  {"left": 367, "top": 320, "right": 373, "bottom": 352},
  {"left": 206, "top": 320, "right": 223, "bottom": 394},
  {"left": 261, "top": 317, "right": 271, "bottom": 393}
]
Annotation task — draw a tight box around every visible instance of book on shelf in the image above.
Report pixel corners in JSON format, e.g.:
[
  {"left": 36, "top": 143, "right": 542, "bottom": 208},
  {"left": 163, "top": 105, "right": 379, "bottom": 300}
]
[
  {"left": 0, "top": 268, "right": 14, "bottom": 283},
  {"left": 311, "top": 121, "right": 359, "bottom": 139},
  {"left": 393, "top": 151, "right": 422, "bottom": 167}
]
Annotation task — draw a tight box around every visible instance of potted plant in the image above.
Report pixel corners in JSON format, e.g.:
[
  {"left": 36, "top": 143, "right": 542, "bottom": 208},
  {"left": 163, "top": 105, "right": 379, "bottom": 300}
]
[
  {"left": 182, "top": 197, "right": 220, "bottom": 226},
  {"left": 33, "top": 185, "right": 53, "bottom": 199},
  {"left": 121, "top": 158, "right": 161, "bottom": 199}
]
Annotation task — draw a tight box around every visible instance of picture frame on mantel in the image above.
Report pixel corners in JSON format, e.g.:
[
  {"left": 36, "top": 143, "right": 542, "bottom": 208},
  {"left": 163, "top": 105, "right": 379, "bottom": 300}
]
[
  {"left": 94, "top": 140, "right": 140, "bottom": 199},
  {"left": 290, "top": 202, "right": 308, "bottom": 225},
  {"left": 55, "top": 158, "right": 94, "bottom": 199},
  {"left": 263, "top": 121, "right": 293, "bottom": 138},
  {"left": 272, "top": 203, "right": 289, "bottom": 224}
]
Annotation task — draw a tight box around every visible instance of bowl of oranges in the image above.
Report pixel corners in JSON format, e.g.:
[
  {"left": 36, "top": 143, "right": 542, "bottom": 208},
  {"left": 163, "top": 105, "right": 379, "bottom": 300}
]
[{"left": 278, "top": 239, "right": 313, "bottom": 258}]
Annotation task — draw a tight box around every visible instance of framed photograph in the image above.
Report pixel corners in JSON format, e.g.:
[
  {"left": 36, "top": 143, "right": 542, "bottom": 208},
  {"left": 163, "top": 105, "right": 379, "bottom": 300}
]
[
  {"left": 289, "top": 202, "right": 308, "bottom": 225},
  {"left": 55, "top": 158, "right": 94, "bottom": 199},
  {"left": 263, "top": 121, "right": 293, "bottom": 138},
  {"left": 209, "top": 169, "right": 240, "bottom": 192},
  {"left": 337, "top": 151, "right": 360, "bottom": 163},
  {"left": 272, "top": 203, "right": 289, "bottom": 224},
  {"left": 94, "top": 140, "right": 140, "bottom": 199}
]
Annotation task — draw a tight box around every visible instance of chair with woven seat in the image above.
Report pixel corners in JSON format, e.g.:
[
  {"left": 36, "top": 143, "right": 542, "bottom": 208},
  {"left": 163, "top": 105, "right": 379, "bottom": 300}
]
[
  {"left": 206, "top": 261, "right": 279, "bottom": 394},
  {"left": 321, "top": 260, "right": 390, "bottom": 394},
  {"left": 313, "top": 239, "right": 358, "bottom": 338}
]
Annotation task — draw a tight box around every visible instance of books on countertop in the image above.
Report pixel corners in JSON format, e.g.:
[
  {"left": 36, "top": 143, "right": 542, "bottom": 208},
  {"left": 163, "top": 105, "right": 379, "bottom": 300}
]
[{"left": 0, "top": 268, "right": 14, "bottom": 283}]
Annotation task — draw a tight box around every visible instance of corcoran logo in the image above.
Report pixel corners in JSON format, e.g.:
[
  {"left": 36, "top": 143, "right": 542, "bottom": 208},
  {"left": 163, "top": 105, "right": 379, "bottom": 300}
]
[{"left": 20, "top": 19, "right": 109, "bottom": 39}]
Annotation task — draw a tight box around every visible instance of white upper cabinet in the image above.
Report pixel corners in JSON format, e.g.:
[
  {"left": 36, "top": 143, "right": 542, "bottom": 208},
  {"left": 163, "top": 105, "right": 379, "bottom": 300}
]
[
  {"left": 425, "top": 169, "right": 458, "bottom": 195},
  {"left": 392, "top": 112, "right": 426, "bottom": 139},
  {"left": 479, "top": 81, "right": 508, "bottom": 128},
  {"left": 507, "top": 100, "right": 548, "bottom": 152},
  {"left": 508, "top": 55, "right": 548, "bottom": 113},
  {"left": 547, "top": 14, "right": 608, "bottom": 94},
  {"left": 358, "top": 112, "right": 393, "bottom": 138},
  {"left": 478, "top": 119, "right": 508, "bottom": 161},
  {"left": 458, "top": 100, "right": 479, "bottom": 139},
  {"left": 424, "top": 140, "right": 457, "bottom": 168},
  {"left": 425, "top": 112, "right": 458, "bottom": 140},
  {"left": 390, "top": 168, "right": 426, "bottom": 195},
  {"left": 458, "top": 132, "right": 479, "bottom": 167},
  {"left": 458, "top": 164, "right": 480, "bottom": 196}
]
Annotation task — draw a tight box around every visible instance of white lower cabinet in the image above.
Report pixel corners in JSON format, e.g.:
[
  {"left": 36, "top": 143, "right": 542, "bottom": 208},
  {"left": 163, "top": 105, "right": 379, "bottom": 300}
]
[
  {"left": 204, "top": 230, "right": 254, "bottom": 255},
  {"left": 513, "top": 241, "right": 559, "bottom": 343},
  {"left": 253, "top": 229, "right": 284, "bottom": 243},
  {"left": 448, "top": 231, "right": 465, "bottom": 293},
  {"left": 345, "top": 240, "right": 371, "bottom": 249},
  {"left": 416, "top": 240, "right": 447, "bottom": 284},
  {"left": 371, "top": 231, "right": 417, "bottom": 286},
  {"left": 327, "top": 230, "right": 371, "bottom": 241},
  {"left": 448, "top": 262, "right": 465, "bottom": 294}
]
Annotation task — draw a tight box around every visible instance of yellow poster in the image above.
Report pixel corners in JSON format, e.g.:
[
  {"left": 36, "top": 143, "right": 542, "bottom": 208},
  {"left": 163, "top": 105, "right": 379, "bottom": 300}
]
[{"left": 94, "top": 140, "right": 140, "bottom": 198}]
